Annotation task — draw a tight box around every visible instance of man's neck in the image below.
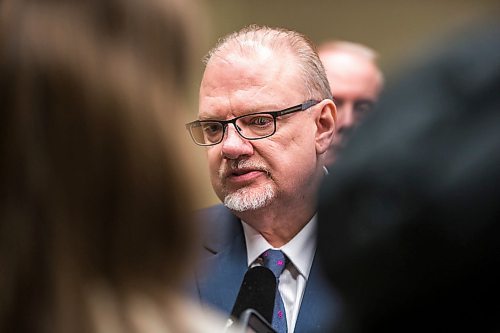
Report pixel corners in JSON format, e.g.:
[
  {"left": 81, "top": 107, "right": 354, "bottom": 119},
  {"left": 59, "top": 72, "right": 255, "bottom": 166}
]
[{"left": 232, "top": 201, "right": 316, "bottom": 248}]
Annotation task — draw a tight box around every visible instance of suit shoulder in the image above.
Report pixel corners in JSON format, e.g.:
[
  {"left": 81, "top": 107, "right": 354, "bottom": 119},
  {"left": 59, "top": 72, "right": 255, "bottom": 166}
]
[
  {"left": 195, "top": 204, "right": 235, "bottom": 228},
  {"left": 194, "top": 204, "right": 242, "bottom": 254}
]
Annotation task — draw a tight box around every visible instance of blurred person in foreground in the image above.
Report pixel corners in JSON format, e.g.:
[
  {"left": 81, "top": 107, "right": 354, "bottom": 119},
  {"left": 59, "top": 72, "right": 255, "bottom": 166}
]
[
  {"left": 185, "top": 24, "right": 340, "bottom": 333},
  {"left": 318, "top": 15, "right": 500, "bottom": 333},
  {"left": 318, "top": 41, "right": 384, "bottom": 165},
  {"left": 0, "top": 0, "right": 232, "bottom": 332}
]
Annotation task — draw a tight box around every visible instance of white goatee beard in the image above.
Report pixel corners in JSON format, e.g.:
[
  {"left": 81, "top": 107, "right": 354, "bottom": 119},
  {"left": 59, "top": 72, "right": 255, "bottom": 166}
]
[{"left": 224, "top": 183, "right": 275, "bottom": 212}]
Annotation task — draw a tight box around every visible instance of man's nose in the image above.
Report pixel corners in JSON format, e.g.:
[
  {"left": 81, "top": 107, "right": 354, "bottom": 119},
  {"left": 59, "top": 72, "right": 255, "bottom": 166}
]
[
  {"left": 221, "top": 124, "right": 253, "bottom": 159},
  {"left": 337, "top": 103, "right": 355, "bottom": 131}
]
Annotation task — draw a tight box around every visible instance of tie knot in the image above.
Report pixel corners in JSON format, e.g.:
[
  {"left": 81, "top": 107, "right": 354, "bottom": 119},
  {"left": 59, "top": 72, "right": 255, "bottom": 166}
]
[{"left": 261, "top": 249, "right": 287, "bottom": 278}]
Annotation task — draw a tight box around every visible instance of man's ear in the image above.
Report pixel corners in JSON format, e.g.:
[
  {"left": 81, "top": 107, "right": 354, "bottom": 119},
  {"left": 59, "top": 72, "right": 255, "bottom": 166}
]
[{"left": 315, "top": 99, "right": 337, "bottom": 154}]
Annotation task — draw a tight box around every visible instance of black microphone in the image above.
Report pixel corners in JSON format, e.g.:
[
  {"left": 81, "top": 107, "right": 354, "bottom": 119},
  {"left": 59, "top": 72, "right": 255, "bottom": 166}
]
[{"left": 230, "top": 266, "right": 277, "bottom": 324}]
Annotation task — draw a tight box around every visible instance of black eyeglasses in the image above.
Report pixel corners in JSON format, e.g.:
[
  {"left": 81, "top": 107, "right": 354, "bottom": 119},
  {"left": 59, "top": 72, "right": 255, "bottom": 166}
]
[{"left": 185, "top": 100, "right": 319, "bottom": 146}]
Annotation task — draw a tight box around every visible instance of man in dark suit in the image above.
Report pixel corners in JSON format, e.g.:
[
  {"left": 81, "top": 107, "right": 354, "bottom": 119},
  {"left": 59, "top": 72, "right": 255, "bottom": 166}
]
[
  {"left": 185, "top": 25, "right": 340, "bottom": 333},
  {"left": 317, "top": 15, "right": 500, "bottom": 333}
]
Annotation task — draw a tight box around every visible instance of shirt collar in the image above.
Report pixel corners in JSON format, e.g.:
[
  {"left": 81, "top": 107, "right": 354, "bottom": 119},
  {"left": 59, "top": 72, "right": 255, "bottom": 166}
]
[{"left": 242, "top": 214, "right": 317, "bottom": 279}]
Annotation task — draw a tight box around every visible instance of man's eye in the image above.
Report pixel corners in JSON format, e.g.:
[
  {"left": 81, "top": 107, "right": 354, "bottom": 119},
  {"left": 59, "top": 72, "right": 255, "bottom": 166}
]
[
  {"left": 334, "top": 98, "right": 345, "bottom": 108},
  {"left": 354, "top": 101, "right": 375, "bottom": 114},
  {"left": 203, "top": 124, "right": 221, "bottom": 134},
  {"left": 249, "top": 116, "right": 273, "bottom": 126}
]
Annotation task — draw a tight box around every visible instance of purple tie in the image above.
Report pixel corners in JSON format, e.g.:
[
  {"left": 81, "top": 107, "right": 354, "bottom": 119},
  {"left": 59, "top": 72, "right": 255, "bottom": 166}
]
[{"left": 261, "top": 249, "right": 288, "bottom": 333}]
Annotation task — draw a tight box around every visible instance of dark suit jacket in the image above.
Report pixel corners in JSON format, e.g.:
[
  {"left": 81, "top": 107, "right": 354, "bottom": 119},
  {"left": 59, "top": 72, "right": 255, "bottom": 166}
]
[
  {"left": 192, "top": 204, "right": 341, "bottom": 333},
  {"left": 317, "top": 15, "right": 500, "bottom": 333}
]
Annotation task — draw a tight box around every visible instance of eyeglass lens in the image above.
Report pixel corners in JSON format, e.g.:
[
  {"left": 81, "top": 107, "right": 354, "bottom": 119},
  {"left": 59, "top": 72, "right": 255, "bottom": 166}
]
[{"left": 190, "top": 113, "right": 276, "bottom": 145}]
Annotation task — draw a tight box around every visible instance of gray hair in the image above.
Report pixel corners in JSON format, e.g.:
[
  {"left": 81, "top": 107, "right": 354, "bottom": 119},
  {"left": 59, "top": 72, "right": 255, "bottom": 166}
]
[{"left": 203, "top": 24, "right": 333, "bottom": 101}]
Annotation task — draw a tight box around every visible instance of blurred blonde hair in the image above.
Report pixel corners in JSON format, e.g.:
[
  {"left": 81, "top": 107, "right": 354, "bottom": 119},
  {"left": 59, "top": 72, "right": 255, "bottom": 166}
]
[{"left": 0, "top": 0, "right": 206, "bottom": 332}]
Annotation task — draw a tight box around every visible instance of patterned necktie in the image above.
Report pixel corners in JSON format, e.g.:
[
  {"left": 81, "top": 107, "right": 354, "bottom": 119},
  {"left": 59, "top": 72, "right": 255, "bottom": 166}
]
[{"left": 261, "top": 249, "right": 288, "bottom": 333}]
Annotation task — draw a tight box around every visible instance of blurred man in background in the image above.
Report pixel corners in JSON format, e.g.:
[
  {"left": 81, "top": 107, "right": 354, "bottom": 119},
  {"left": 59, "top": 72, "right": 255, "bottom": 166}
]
[{"left": 318, "top": 41, "right": 384, "bottom": 165}]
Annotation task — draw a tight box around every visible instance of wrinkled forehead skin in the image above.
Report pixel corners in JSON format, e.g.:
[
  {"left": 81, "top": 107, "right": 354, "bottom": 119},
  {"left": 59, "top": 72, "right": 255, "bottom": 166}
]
[{"left": 199, "top": 44, "right": 307, "bottom": 120}]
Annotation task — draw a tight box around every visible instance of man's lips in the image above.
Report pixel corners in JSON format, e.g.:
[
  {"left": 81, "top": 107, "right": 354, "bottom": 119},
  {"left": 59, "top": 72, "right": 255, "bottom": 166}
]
[{"left": 225, "top": 168, "right": 267, "bottom": 183}]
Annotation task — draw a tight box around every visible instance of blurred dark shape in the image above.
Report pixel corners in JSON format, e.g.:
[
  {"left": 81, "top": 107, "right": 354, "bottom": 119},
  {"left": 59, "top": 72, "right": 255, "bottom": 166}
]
[{"left": 318, "top": 14, "right": 500, "bottom": 333}]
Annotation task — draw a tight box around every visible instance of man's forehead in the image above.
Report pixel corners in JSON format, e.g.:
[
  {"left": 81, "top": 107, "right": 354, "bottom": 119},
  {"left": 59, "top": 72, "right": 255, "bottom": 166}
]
[
  {"left": 198, "top": 95, "right": 297, "bottom": 120},
  {"left": 201, "top": 55, "right": 303, "bottom": 97},
  {"left": 323, "top": 56, "right": 381, "bottom": 98},
  {"left": 199, "top": 46, "right": 306, "bottom": 118},
  {"left": 324, "top": 53, "right": 373, "bottom": 74},
  {"left": 207, "top": 43, "right": 290, "bottom": 70}
]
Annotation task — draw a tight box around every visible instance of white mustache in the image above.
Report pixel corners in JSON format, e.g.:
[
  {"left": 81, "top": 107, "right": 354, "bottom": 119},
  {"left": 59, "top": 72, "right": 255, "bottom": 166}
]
[{"left": 219, "top": 160, "right": 270, "bottom": 179}]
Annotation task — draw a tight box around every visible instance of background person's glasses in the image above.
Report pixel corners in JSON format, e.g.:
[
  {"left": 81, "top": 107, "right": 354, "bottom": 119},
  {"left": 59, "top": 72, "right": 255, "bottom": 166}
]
[{"left": 186, "top": 100, "right": 319, "bottom": 146}]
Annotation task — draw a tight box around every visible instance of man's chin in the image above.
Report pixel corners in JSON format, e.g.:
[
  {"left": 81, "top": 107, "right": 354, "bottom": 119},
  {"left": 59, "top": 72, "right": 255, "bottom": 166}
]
[{"left": 222, "top": 185, "right": 275, "bottom": 212}]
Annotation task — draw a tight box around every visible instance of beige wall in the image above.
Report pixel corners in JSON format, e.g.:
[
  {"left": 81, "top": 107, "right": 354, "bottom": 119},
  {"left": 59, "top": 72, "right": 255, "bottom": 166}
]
[{"left": 185, "top": 0, "right": 499, "bottom": 209}]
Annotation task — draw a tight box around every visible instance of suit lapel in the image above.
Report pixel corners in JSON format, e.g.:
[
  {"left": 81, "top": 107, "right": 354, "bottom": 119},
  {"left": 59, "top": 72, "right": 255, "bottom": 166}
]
[{"left": 197, "top": 208, "right": 248, "bottom": 315}]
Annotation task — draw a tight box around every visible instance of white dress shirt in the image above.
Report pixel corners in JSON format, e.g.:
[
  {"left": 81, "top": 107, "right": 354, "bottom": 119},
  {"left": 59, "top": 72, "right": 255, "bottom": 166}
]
[{"left": 241, "top": 215, "right": 317, "bottom": 333}]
